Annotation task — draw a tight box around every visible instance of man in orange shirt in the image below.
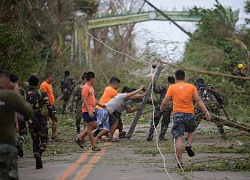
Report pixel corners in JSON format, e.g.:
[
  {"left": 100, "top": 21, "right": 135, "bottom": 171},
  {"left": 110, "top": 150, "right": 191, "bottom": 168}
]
[
  {"left": 40, "top": 72, "right": 58, "bottom": 140},
  {"left": 93, "top": 77, "right": 120, "bottom": 139},
  {"left": 75, "top": 71, "right": 105, "bottom": 151},
  {"left": 96, "top": 76, "right": 120, "bottom": 108},
  {"left": 160, "top": 69, "right": 211, "bottom": 168}
]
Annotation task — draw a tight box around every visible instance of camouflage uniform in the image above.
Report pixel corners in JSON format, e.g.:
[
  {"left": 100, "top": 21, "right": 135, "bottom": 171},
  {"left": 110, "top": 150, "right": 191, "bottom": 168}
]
[
  {"left": 69, "top": 83, "right": 85, "bottom": 133},
  {"left": 0, "top": 144, "right": 18, "bottom": 180},
  {"left": 26, "top": 86, "right": 57, "bottom": 169},
  {"left": 0, "top": 83, "right": 33, "bottom": 179},
  {"left": 16, "top": 88, "right": 28, "bottom": 157},
  {"left": 194, "top": 83, "right": 226, "bottom": 139},
  {"left": 229, "top": 68, "right": 246, "bottom": 89},
  {"left": 146, "top": 84, "right": 172, "bottom": 141},
  {"left": 61, "top": 76, "right": 75, "bottom": 114}
]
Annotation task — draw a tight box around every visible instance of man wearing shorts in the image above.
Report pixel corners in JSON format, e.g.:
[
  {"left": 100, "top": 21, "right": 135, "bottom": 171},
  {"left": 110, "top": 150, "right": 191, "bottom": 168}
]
[
  {"left": 75, "top": 71, "right": 105, "bottom": 151},
  {"left": 96, "top": 85, "right": 146, "bottom": 142},
  {"left": 93, "top": 77, "right": 120, "bottom": 138},
  {"left": 40, "top": 72, "right": 58, "bottom": 141},
  {"left": 160, "top": 69, "right": 211, "bottom": 168}
]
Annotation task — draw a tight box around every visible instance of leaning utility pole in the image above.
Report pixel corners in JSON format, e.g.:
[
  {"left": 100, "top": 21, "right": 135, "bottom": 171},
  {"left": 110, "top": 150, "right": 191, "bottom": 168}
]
[{"left": 126, "top": 64, "right": 164, "bottom": 139}]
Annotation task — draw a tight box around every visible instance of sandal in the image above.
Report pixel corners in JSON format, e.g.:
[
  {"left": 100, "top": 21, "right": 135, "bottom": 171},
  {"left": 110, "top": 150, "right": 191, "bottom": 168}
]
[
  {"left": 185, "top": 143, "right": 195, "bottom": 157},
  {"left": 75, "top": 137, "right": 84, "bottom": 149},
  {"left": 50, "top": 135, "right": 57, "bottom": 142},
  {"left": 177, "top": 163, "right": 184, "bottom": 168},
  {"left": 92, "top": 146, "right": 101, "bottom": 151}
]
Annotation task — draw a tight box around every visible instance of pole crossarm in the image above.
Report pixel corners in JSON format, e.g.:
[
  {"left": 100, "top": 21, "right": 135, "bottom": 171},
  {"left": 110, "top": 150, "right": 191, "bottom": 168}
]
[{"left": 126, "top": 65, "right": 164, "bottom": 139}]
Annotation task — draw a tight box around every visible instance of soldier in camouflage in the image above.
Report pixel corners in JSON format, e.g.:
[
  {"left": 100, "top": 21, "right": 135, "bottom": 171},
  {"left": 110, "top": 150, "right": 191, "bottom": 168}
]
[
  {"left": 228, "top": 63, "right": 247, "bottom": 90},
  {"left": 26, "top": 75, "right": 58, "bottom": 169},
  {"left": 16, "top": 88, "right": 28, "bottom": 157},
  {"left": 0, "top": 70, "right": 34, "bottom": 180},
  {"left": 146, "top": 76, "right": 175, "bottom": 141},
  {"left": 9, "top": 74, "right": 28, "bottom": 157},
  {"left": 61, "top": 70, "right": 75, "bottom": 114},
  {"left": 194, "top": 78, "right": 227, "bottom": 139},
  {"left": 68, "top": 72, "right": 87, "bottom": 134}
]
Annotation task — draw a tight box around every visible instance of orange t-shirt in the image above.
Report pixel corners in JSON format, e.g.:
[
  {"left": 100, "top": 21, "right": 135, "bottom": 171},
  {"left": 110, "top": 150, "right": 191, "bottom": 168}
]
[
  {"left": 81, "top": 83, "right": 96, "bottom": 112},
  {"left": 166, "top": 82, "right": 197, "bottom": 114},
  {"left": 40, "top": 81, "right": 54, "bottom": 105},
  {"left": 96, "top": 86, "right": 118, "bottom": 109}
]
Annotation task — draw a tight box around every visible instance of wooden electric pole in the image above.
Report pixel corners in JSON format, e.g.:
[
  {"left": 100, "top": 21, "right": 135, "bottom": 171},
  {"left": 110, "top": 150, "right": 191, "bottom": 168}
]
[{"left": 126, "top": 64, "right": 164, "bottom": 139}]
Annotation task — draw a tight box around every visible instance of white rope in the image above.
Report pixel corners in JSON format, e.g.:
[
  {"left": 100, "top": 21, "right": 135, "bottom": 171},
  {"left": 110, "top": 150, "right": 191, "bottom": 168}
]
[
  {"left": 150, "top": 78, "right": 174, "bottom": 180},
  {"left": 84, "top": 29, "right": 174, "bottom": 180}
]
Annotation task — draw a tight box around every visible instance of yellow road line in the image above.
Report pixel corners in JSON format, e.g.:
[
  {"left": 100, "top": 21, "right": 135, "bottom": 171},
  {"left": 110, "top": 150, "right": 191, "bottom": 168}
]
[
  {"left": 57, "top": 130, "right": 119, "bottom": 180},
  {"left": 73, "top": 151, "right": 105, "bottom": 180},
  {"left": 56, "top": 150, "right": 92, "bottom": 180}
]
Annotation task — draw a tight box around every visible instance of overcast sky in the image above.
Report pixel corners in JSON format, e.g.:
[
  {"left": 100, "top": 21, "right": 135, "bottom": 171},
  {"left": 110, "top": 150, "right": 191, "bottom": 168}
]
[{"left": 135, "top": 0, "right": 247, "bottom": 61}]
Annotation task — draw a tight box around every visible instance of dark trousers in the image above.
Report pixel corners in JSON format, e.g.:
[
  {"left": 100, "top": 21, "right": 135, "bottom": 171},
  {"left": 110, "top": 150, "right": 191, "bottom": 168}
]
[
  {"left": 0, "top": 143, "right": 18, "bottom": 180},
  {"left": 29, "top": 121, "right": 49, "bottom": 156}
]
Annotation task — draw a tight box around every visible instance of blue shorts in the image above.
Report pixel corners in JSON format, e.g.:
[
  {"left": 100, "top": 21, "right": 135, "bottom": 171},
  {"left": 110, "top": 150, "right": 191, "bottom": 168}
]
[
  {"left": 82, "top": 112, "right": 97, "bottom": 122},
  {"left": 97, "top": 108, "right": 110, "bottom": 131},
  {"left": 94, "top": 108, "right": 99, "bottom": 114},
  {"left": 171, "top": 112, "right": 196, "bottom": 138}
]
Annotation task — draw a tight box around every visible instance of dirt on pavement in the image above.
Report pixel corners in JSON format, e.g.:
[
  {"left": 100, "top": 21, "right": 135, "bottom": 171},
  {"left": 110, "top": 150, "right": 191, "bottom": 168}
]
[{"left": 18, "top": 121, "right": 250, "bottom": 180}]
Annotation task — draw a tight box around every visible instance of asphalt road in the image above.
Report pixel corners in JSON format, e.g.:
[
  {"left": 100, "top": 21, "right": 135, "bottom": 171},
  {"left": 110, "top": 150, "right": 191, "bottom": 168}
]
[{"left": 18, "top": 124, "right": 250, "bottom": 180}]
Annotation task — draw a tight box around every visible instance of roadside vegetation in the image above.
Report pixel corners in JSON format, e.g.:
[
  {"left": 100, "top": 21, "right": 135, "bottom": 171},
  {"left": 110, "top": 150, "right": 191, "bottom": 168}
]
[{"left": 1, "top": 0, "right": 249, "bottom": 174}]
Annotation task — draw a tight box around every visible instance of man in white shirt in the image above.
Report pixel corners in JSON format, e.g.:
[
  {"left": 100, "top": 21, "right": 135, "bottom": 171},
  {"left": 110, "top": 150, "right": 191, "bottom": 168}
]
[{"left": 96, "top": 85, "right": 146, "bottom": 141}]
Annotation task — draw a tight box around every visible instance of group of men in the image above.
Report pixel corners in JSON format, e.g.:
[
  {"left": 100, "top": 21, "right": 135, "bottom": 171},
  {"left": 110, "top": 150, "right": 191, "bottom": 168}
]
[
  {"left": 0, "top": 69, "right": 59, "bottom": 180},
  {"left": 72, "top": 72, "right": 147, "bottom": 151},
  {"left": 0, "top": 70, "right": 34, "bottom": 179},
  {"left": 0, "top": 67, "right": 235, "bottom": 179},
  {"left": 146, "top": 73, "right": 228, "bottom": 142},
  {"left": 69, "top": 69, "right": 229, "bottom": 169},
  {"left": 60, "top": 68, "right": 229, "bottom": 146}
]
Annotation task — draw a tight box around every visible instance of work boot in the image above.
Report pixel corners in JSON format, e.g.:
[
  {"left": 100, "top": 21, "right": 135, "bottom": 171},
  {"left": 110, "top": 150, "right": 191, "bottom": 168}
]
[
  {"left": 35, "top": 152, "right": 43, "bottom": 169},
  {"left": 159, "top": 137, "right": 167, "bottom": 141},
  {"left": 16, "top": 143, "right": 23, "bottom": 157},
  {"left": 119, "top": 131, "right": 126, "bottom": 138},
  {"left": 159, "top": 126, "right": 168, "bottom": 141},
  {"left": 62, "top": 104, "right": 66, "bottom": 114},
  {"left": 146, "top": 126, "right": 154, "bottom": 141},
  {"left": 219, "top": 129, "right": 227, "bottom": 140}
]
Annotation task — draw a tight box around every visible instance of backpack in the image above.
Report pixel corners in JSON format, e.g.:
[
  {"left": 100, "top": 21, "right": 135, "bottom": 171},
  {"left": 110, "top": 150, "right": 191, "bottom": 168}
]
[
  {"left": 26, "top": 89, "right": 48, "bottom": 117},
  {"left": 61, "top": 77, "right": 74, "bottom": 94},
  {"left": 38, "top": 89, "right": 49, "bottom": 116}
]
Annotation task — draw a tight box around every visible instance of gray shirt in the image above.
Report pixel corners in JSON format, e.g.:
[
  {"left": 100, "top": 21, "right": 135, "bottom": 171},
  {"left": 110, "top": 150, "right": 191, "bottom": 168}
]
[
  {"left": 116, "top": 100, "right": 133, "bottom": 113},
  {"left": 106, "top": 93, "right": 127, "bottom": 114}
]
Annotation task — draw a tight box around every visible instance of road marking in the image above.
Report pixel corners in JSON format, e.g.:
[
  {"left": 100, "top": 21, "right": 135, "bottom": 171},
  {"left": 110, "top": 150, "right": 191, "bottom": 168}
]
[
  {"left": 56, "top": 150, "right": 92, "bottom": 180},
  {"left": 73, "top": 151, "right": 105, "bottom": 180},
  {"left": 57, "top": 130, "right": 119, "bottom": 180}
]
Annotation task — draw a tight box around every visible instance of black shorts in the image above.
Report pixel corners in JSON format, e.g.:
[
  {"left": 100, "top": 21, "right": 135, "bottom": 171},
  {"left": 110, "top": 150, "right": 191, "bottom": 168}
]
[{"left": 82, "top": 112, "right": 97, "bottom": 122}]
